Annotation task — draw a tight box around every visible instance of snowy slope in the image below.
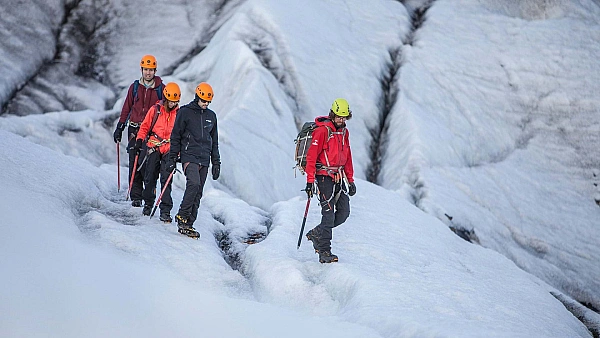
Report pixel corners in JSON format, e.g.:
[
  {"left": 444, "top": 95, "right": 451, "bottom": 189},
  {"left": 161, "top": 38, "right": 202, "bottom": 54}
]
[
  {"left": 380, "top": 0, "right": 600, "bottom": 309},
  {"left": 0, "top": 112, "right": 593, "bottom": 337}
]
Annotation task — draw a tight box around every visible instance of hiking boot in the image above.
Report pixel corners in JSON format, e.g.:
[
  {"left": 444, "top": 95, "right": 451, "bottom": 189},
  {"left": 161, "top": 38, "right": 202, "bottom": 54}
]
[
  {"left": 178, "top": 226, "right": 200, "bottom": 239},
  {"left": 306, "top": 228, "right": 320, "bottom": 253},
  {"left": 142, "top": 204, "right": 152, "bottom": 216},
  {"left": 131, "top": 200, "right": 142, "bottom": 207},
  {"left": 175, "top": 214, "right": 199, "bottom": 238},
  {"left": 318, "top": 251, "right": 338, "bottom": 264},
  {"left": 175, "top": 214, "right": 190, "bottom": 229},
  {"left": 159, "top": 213, "right": 172, "bottom": 223}
]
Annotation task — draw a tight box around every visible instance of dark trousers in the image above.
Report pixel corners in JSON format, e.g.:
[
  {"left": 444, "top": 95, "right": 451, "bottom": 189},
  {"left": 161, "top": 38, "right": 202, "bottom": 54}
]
[
  {"left": 314, "top": 175, "right": 350, "bottom": 252},
  {"left": 142, "top": 150, "right": 173, "bottom": 215},
  {"left": 177, "top": 163, "right": 208, "bottom": 226},
  {"left": 126, "top": 126, "right": 145, "bottom": 201}
]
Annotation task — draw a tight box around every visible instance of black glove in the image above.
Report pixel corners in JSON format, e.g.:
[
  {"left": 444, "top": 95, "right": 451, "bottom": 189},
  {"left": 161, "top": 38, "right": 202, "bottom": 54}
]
[
  {"left": 113, "top": 122, "right": 125, "bottom": 143},
  {"left": 348, "top": 182, "right": 356, "bottom": 196},
  {"left": 133, "top": 139, "right": 143, "bottom": 155},
  {"left": 165, "top": 158, "right": 176, "bottom": 173},
  {"left": 212, "top": 163, "right": 221, "bottom": 180},
  {"left": 304, "top": 182, "right": 314, "bottom": 198}
]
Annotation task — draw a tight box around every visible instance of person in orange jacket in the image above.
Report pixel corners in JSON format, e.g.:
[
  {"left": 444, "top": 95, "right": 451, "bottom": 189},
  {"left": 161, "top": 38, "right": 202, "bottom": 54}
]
[
  {"left": 304, "top": 98, "right": 356, "bottom": 264},
  {"left": 133, "top": 82, "right": 181, "bottom": 222},
  {"left": 113, "top": 55, "right": 164, "bottom": 207}
]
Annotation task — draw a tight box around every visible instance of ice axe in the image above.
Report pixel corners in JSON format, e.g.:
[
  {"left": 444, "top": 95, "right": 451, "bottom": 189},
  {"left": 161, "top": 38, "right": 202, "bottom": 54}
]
[
  {"left": 126, "top": 154, "right": 139, "bottom": 201},
  {"left": 297, "top": 195, "right": 312, "bottom": 249},
  {"left": 150, "top": 168, "right": 179, "bottom": 219}
]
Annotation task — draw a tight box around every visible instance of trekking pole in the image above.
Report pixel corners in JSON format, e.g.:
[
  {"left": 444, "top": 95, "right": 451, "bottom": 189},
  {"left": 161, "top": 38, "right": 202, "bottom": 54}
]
[
  {"left": 126, "top": 154, "right": 139, "bottom": 201},
  {"left": 150, "top": 168, "right": 179, "bottom": 219},
  {"left": 117, "top": 142, "right": 120, "bottom": 192},
  {"left": 297, "top": 196, "right": 311, "bottom": 249}
]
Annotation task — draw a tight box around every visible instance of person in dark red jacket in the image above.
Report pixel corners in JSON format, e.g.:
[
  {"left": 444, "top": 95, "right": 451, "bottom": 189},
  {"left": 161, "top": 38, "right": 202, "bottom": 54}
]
[
  {"left": 113, "top": 55, "right": 164, "bottom": 207},
  {"left": 133, "top": 82, "right": 180, "bottom": 223},
  {"left": 304, "top": 98, "right": 357, "bottom": 263}
]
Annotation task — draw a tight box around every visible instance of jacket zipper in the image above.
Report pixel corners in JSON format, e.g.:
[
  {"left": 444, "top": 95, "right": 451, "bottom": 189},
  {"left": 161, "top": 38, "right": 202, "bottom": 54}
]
[
  {"left": 141, "top": 87, "right": 147, "bottom": 118},
  {"left": 201, "top": 110, "right": 204, "bottom": 140}
]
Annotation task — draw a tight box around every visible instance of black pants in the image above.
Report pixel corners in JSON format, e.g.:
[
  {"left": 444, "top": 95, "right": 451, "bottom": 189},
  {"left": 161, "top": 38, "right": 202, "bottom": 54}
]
[
  {"left": 314, "top": 175, "right": 350, "bottom": 252},
  {"left": 126, "top": 126, "right": 145, "bottom": 201},
  {"left": 177, "top": 163, "right": 208, "bottom": 226},
  {"left": 142, "top": 149, "right": 173, "bottom": 215}
]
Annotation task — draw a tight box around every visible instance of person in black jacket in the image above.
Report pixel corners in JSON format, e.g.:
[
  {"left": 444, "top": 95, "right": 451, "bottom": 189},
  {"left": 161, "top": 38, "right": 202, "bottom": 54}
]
[{"left": 166, "top": 82, "right": 220, "bottom": 238}]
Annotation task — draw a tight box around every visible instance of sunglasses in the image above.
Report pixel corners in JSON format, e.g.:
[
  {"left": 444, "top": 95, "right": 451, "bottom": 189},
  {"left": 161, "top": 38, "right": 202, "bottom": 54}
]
[{"left": 199, "top": 98, "right": 211, "bottom": 104}]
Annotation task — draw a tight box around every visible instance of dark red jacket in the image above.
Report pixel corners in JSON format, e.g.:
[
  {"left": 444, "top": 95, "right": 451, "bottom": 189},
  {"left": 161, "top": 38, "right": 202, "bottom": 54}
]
[
  {"left": 305, "top": 116, "right": 354, "bottom": 184},
  {"left": 117, "top": 76, "right": 163, "bottom": 124},
  {"left": 136, "top": 101, "right": 178, "bottom": 155}
]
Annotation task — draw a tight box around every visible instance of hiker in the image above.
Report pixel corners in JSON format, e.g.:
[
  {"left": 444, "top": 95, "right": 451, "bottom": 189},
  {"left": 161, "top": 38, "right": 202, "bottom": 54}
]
[
  {"left": 304, "top": 98, "right": 357, "bottom": 263},
  {"left": 113, "top": 54, "right": 164, "bottom": 207},
  {"left": 166, "top": 82, "right": 220, "bottom": 238},
  {"left": 133, "top": 82, "right": 181, "bottom": 222}
]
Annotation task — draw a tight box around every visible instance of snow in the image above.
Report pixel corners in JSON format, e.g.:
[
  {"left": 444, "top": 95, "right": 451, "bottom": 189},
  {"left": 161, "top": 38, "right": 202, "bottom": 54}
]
[
  {"left": 381, "top": 0, "right": 600, "bottom": 309},
  {"left": 1, "top": 0, "right": 599, "bottom": 337}
]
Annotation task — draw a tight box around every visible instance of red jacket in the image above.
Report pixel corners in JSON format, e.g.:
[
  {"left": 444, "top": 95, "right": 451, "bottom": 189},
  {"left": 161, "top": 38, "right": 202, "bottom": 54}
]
[
  {"left": 305, "top": 116, "right": 354, "bottom": 183},
  {"left": 118, "top": 76, "right": 163, "bottom": 124},
  {"left": 136, "top": 101, "right": 178, "bottom": 155}
]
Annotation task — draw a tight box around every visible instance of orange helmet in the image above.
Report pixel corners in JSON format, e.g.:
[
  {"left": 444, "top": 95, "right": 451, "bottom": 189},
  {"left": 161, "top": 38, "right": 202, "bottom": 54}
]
[
  {"left": 195, "top": 82, "right": 214, "bottom": 102},
  {"left": 163, "top": 82, "right": 181, "bottom": 102},
  {"left": 140, "top": 54, "right": 157, "bottom": 69}
]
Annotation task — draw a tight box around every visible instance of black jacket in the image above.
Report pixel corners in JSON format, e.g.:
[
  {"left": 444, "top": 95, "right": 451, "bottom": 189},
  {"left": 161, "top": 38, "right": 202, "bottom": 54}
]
[{"left": 169, "top": 100, "right": 220, "bottom": 167}]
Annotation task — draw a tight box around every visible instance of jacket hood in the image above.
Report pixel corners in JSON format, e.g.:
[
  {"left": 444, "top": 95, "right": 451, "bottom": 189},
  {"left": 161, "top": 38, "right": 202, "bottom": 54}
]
[
  {"left": 315, "top": 116, "right": 335, "bottom": 129},
  {"left": 186, "top": 100, "right": 212, "bottom": 112}
]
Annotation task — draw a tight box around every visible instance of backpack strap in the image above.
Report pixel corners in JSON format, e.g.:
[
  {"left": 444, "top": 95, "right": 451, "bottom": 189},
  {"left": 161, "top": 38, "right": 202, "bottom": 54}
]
[
  {"left": 144, "top": 103, "right": 162, "bottom": 143},
  {"left": 155, "top": 83, "right": 163, "bottom": 101},
  {"left": 132, "top": 80, "right": 140, "bottom": 100},
  {"left": 325, "top": 126, "right": 333, "bottom": 165},
  {"left": 319, "top": 126, "right": 333, "bottom": 167}
]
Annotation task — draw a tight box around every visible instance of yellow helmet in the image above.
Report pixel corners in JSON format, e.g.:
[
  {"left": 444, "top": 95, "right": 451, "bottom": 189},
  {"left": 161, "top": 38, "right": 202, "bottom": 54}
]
[
  {"left": 331, "top": 98, "right": 350, "bottom": 117},
  {"left": 163, "top": 82, "right": 181, "bottom": 102},
  {"left": 140, "top": 54, "right": 157, "bottom": 69}
]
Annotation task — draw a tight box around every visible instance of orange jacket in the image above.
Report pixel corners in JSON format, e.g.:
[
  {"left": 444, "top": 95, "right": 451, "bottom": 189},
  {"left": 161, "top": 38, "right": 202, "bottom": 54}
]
[{"left": 136, "top": 102, "right": 178, "bottom": 154}]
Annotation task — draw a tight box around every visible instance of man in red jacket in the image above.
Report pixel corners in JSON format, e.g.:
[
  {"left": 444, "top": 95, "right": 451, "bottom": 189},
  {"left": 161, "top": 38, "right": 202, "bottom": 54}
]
[
  {"left": 304, "top": 98, "right": 357, "bottom": 263},
  {"left": 133, "top": 82, "right": 180, "bottom": 222},
  {"left": 113, "top": 55, "right": 164, "bottom": 207}
]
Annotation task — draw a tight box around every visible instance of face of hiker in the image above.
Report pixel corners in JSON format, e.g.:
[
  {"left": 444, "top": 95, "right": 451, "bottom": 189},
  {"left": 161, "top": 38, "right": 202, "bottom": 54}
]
[
  {"left": 198, "top": 97, "right": 210, "bottom": 109},
  {"left": 141, "top": 67, "right": 156, "bottom": 82},
  {"left": 167, "top": 100, "right": 178, "bottom": 109},
  {"left": 333, "top": 114, "right": 347, "bottom": 129}
]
